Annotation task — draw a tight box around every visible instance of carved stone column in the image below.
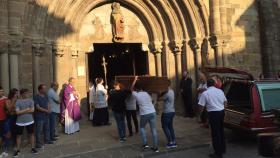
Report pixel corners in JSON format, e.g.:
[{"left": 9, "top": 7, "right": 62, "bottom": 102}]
[
  {"left": 160, "top": 42, "right": 169, "bottom": 76},
  {"left": 71, "top": 49, "right": 79, "bottom": 78},
  {"left": 0, "top": 1, "right": 9, "bottom": 93},
  {"left": 32, "top": 42, "right": 45, "bottom": 94},
  {"left": 150, "top": 42, "right": 163, "bottom": 77},
  {"left": 8, "top": 40, "right": 21, "bottom": 89},
  {"left": 209, "top": 35, "right": 223, "bottom": 67},
  {"left": 171, "top": 40, "right": 183, "bottom": 92},
  {"left": 209, "top": 0, "right": 223, "bottom": 67},
  {"left": 52, "top": 44, "right": 64, "bottom": 82},
  {"left": 189, "top": 39, "right": 200, "bottom": 87},
  {"left": 181, "top": 40, "right": 188, "bottom": 72},
  {"left": 201, "top": 38, "right": 210, "bottom": 67},
  {"left": 0, "top": 41, "right": 10, "bottom": 93}
]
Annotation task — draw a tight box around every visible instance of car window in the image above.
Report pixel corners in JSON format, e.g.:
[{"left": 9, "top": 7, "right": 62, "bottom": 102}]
[
  {"left": 257, "top": 83, "right": 280, "bottom": 112},
  {"left": 223, "top": 81, "right": 252, "bottom": 109}
]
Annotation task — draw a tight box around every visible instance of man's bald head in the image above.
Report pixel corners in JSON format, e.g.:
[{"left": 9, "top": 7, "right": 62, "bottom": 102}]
[{"left": 69, "top": 77, "right": 76, "bottom": 85}]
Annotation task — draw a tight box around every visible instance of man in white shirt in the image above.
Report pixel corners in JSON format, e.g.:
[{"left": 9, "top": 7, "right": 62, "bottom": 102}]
[
  {"left": 131, "top": 76, "right": 159, "bottom": 153},
  {"left": 198, "top": 79, "right": 227, "bottom": 158}
]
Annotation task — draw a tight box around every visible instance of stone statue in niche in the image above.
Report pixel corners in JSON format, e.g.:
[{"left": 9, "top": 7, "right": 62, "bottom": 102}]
[{"left": 111, "top": 2, "right": 125, "bottom": 42}]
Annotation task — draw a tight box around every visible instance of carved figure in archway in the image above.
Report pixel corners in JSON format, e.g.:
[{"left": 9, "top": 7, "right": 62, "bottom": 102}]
[
  {"left": 111, "top": 2, "right": 125, "bottom": 42},
  {"left": 92, "top": 17, "right": 105, "bottom": 40}
]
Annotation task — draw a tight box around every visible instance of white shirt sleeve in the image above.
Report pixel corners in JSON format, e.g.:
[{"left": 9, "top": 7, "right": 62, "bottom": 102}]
[
  {"left": 198, "top": 92, "right": 207, "bottom": 107},
  {"left": 132, "top": 91, "right": 137, "bottom": 98},
  {"left": 223, "top": 94, "right": 227, "bottom": 102},
  {"left": 162, "top": 91, "right": 168, "bottom": 100}
]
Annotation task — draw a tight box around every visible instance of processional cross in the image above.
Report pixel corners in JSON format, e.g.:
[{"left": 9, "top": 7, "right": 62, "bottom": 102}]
[{"left": 101, "top": 55, "right": 108, "bottom": 88}]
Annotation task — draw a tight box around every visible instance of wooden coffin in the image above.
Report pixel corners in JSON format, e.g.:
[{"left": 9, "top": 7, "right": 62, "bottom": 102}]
[{"left": 115, "top": 76, "right": 169, "bottom": 93}]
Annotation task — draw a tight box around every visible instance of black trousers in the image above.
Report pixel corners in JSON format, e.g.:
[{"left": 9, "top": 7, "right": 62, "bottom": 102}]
[
  {"left": 182, "top": 93, "right": 194, "bottom": 117},
  {"left": 126, "top": 110, "right": 139, "bottom": 134},
  {"left": 92, "top": 107, "right": 109, "bottom": 126},
  {"left": 208, "top": 110, "right": 226, "bottom": 156}
]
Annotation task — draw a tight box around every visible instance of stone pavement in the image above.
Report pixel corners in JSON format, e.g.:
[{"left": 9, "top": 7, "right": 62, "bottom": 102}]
[{"left": 15, "top": 115, "right": 263, "bottom": 158}]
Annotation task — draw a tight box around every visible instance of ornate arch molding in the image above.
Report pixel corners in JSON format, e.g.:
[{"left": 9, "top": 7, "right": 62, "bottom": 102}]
[
  {"left": 64, "top": 0, "right": 163, "bottom": 42},
  {"left": 177, "top": 0, "right": 208, "bottom": 39},
  {"left": 150, "top": 0, "right": 183, "bottom": 41},
  {"left": 195, "top": 0, "right": 210, "bottom": 36},
  {"left": 28, "top": 0, "right": 209, "bottom": 54}
]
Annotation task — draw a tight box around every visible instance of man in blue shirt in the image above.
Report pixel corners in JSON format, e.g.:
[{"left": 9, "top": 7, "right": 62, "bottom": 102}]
[
  {"left": 34, "top": 84, "right": 53, "bottom": 149},
  {"left": 47, "top": 82, "right": 60, "bottom": 141}
]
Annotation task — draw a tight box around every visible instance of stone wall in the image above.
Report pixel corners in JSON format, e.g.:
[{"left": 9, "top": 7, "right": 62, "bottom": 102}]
[
  {"left": 222, "top": 0, "right": 262, "bottom": 77},
  {"left": 258, "top": 0, "right": 280, "bottom": 78}
]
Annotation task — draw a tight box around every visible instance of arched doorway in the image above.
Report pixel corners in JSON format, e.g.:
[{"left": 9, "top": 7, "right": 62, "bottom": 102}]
[{"left": 50, "top": 0, "right": 208, "bottom": 115}]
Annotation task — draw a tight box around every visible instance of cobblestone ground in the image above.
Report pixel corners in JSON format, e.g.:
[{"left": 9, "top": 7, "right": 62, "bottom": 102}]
[{"left": 14, "top": 116, "right": 263, "bottom": 158}]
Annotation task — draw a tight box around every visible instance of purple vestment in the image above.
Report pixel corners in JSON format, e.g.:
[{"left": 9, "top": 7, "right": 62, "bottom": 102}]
[{"left": 60, "top": 84, "right": 81, "bottom": 124}]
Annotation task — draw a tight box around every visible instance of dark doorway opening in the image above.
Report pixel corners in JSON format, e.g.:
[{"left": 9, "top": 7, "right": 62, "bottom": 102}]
[{"left": 88, "top": 43, "right": 148, "bottom": 88}]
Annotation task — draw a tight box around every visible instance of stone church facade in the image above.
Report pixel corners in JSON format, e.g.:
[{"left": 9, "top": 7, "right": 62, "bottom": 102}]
[{"left": 0, "top": 0, "right": 280, "bottom": 112}]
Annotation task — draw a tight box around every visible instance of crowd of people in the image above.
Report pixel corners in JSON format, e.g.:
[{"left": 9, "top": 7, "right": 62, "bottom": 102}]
[
  {"left": 0, "top": 77, "right": 82, "bottom": 158},
  {"left": 88, "top": 76, "right": 177, "bottom": 152},
  {"left": 88, "top": 70, "right": 228, "bottom": 157},
  {"left": 1, "top": 68, "right": 255, "bottom": 158}
]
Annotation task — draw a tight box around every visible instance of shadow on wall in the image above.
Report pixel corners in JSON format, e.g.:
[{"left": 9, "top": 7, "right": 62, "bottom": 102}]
[
  {"left": 256, "top": 0, "right": 280, "bottom": 78},
  {"left": 21, "top": 2, "right": 91, "bottom": 115},
  {"left": 223, "top": 0, "right": 263, "bottom": 78},
  {"left": 24, "top": 1, "right": 74, "bottom": 40}
]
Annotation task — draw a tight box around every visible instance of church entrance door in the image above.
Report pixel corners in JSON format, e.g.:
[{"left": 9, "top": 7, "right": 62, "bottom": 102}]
[{"left": 88, "top": 43, "right": 148, "bottom": 88}]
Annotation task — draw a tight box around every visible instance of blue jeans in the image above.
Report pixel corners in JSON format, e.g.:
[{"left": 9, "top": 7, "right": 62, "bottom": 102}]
[
  {"left": 113, "top": 112, "right": 126, "bottom": 139},
  {"left": 35, "top": 115, "right": 51, "bottom": 147},
  {"left": 140, "top": 112, "right": 158, "bottom": 147},
  {"left": 49, "top": 112, "right": 58, "bottom": 140},
  {"left": 161, "top": 112, "right": 176, "bottom": 143}
]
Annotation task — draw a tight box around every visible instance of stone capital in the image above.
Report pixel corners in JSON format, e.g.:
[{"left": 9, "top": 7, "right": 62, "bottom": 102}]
[
  {"left": 71, "top": 50, "right": 79, "bottom": 58},
  {"left": 32, "top": 42, "right": 45, "bottom": 57},
  {"left": 170, "top": 40, "right": 183, "bottom": 54},
  {"left": 209, "top": 35, "right": 219, "bottom": 48},
  {"left": 149, "top": 41, "right": 163, "bottom": 54},
  {"left": 188, "top": 38, "right": 200, "bottom": 52},
  {"left": 0, "top": 41, "right": 8, "bottom": 54},
  {"left": 52, "top": 44, "right": 65, "bottom": 57},
  {"left": 8, "top": 40, "right": 22, "bottom": 55}
]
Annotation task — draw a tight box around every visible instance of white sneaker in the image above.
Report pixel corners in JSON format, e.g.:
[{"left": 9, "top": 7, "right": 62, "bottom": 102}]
[
  {"left": 3, "top": 152, "right": 8, "bottom": 157},
  {"left": 1, "top": 152, "right": 8, "bottom": 157}
]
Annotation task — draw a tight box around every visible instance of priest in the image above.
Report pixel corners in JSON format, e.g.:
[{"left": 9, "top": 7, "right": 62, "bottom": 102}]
[{"left": 61, "top": 77, "right": 81, "bottom": 134}]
